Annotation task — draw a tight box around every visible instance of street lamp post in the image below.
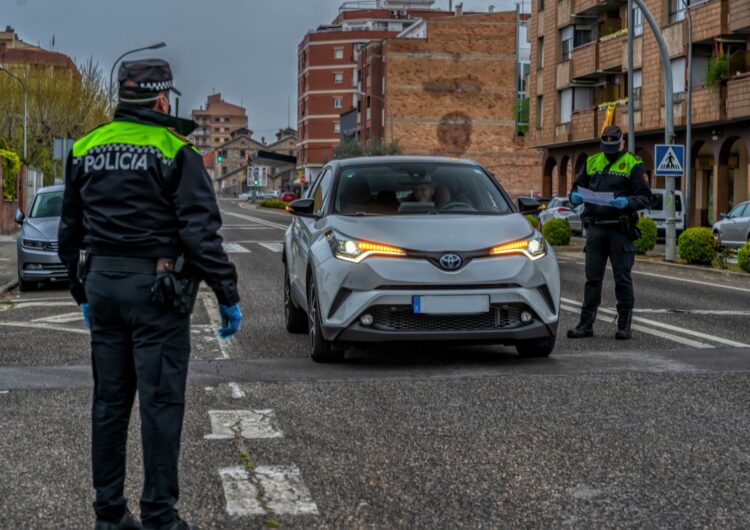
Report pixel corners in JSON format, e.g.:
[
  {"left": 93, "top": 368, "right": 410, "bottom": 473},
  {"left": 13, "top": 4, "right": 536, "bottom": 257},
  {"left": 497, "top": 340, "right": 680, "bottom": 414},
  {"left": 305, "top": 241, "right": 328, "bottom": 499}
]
[
  {"left": 108, "top": 42, "right": 166, "bottom": 111},
  {"left": 356, "top": 91, "right": 394, "bottom": 143},
  {"left": 0, "top": 65, "right": 28, "bottom": 161}
]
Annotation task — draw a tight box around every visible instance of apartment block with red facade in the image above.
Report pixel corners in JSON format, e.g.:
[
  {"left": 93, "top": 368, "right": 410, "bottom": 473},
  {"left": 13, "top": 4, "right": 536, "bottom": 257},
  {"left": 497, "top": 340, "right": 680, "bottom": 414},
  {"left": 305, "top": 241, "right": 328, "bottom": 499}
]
[
  {"left": 297, "top": 0, "right": 453, "bottom": 181},
  {"left": 188, "top": 94, "right": 248, "bottom": 155},
  {"left": 527, "top": 0, "right": 750, "bottom": 227}
]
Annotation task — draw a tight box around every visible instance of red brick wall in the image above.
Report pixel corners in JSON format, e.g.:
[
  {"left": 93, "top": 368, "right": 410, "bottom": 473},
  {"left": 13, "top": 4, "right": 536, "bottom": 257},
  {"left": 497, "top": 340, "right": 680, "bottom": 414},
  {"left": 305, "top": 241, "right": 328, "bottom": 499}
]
[
  {"left": 0, "top": 165, "right": 23, "bottom": 235},
  {"left": 692, "top": 0, "right": 727, "bottom": 42},
  {"left": 729, "top": 0, "right": 750, "bottom": 32}
]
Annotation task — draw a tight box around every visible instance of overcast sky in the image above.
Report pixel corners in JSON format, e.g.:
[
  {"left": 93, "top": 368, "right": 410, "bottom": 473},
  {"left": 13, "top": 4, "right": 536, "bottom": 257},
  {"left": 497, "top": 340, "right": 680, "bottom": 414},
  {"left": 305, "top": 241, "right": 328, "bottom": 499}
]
[{"left": 4, "top": 0, "right": 522, "bottom": 139}]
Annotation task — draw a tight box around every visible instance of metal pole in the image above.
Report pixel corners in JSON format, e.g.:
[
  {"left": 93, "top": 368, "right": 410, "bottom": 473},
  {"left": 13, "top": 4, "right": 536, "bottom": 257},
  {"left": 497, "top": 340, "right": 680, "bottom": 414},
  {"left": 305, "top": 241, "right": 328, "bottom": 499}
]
[
  {"left": 633, "top": 0, "right": 676, "bottom": 261},
  {"left": 627, "top": 0, "right": 635, "bottom": 153},
  {"left": 684, "top": 0, "right": 693, "bottom": 229},
  {"left": 108, "top": 42, "right": 166, "bottom": 112},
  {"left": 0, "top": 66, "right": 28, "bottom": 161}
]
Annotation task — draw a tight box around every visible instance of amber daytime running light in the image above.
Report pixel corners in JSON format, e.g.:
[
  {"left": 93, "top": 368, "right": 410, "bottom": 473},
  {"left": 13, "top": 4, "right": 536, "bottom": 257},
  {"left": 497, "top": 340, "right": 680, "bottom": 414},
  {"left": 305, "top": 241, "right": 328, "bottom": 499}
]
[
  {"left": 490, "top": 234, "right": 546, "bottom": 261},
  {"left": 327, "top": 231, "right": 406, "bottom": 263}
]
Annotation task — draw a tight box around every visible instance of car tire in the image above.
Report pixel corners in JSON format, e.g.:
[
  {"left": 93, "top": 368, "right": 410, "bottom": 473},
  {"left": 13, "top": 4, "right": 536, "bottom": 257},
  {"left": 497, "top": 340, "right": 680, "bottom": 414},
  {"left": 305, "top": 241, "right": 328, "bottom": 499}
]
[
  {"left": 284, "top": 266, "right": 307, "bottom": 334},
  {"left": 17, "top": 272, "right": 34, "bottom": 292},
  {"left": 307, "top": 276, "right": 345, "bottom": 363},
  {"left": 515, "top": 335, "right": 556, "bottom": 358},
  {"left": 713, "top": 230, "right": 722, "bottom": 246}
]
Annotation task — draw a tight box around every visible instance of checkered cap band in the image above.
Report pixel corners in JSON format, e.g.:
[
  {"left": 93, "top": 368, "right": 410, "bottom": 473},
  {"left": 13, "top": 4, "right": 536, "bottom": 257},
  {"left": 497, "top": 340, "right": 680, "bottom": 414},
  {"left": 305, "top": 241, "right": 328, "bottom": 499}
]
[{"left": 138, "top": 80, "right": 173, "bottom": 91}]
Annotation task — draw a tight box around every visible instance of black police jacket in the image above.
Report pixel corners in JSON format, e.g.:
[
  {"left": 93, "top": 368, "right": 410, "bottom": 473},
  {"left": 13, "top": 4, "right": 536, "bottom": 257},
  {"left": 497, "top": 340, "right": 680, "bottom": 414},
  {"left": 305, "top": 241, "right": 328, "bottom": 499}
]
[{"left": 58, "top": 104, "right": 240, "bottom": 306}]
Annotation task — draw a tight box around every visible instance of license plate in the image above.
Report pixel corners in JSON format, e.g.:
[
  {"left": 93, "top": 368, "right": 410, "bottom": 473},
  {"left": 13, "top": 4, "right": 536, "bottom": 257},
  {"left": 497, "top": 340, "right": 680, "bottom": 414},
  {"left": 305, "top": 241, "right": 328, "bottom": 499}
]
[{"left": 412, "top": 295, "right": 490, "bottom": 315}]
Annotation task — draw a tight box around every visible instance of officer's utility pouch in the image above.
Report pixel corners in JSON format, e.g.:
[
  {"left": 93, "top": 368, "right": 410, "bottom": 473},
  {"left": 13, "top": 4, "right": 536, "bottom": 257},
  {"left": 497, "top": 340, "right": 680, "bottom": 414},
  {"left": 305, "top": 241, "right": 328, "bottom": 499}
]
[
  {"left": 619, "top": 214, "right": 641, "bottom": 242},
  {"left": 172, "top": 256, "right": 200, "bottom": 315}
]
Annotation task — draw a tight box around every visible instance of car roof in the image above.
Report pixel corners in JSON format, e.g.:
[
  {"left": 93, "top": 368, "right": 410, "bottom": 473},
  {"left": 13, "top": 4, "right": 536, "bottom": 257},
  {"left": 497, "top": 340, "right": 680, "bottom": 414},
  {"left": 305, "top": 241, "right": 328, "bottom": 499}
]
[
  {"left": 334, "top": 155, "right": 479, "bottom": 169},
  {"left": 36, "top": 185, "right": 65, "bottom": 193}
]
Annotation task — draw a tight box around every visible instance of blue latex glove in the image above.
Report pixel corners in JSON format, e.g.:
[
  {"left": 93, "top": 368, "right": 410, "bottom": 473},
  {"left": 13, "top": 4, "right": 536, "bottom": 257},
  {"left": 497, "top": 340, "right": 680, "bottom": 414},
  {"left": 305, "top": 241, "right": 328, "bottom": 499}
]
[
  {"left": 570, "top": 191, "right": 583, "bottom": 205},
  {"left": 81, "top": 303, "right": 91, "bottom": 329},
  {"left": 219, "top": 304, "right": 243, "bottom": 340},
  {"left": 609, "top": 197, "right": 629, "bottom": 209}
]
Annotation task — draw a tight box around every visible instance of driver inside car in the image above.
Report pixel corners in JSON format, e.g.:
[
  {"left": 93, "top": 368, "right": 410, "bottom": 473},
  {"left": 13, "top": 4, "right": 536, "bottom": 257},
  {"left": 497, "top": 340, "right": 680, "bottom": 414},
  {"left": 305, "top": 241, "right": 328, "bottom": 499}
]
[{"left": 408, "top": 180, "right": 451, "bottom": 209}]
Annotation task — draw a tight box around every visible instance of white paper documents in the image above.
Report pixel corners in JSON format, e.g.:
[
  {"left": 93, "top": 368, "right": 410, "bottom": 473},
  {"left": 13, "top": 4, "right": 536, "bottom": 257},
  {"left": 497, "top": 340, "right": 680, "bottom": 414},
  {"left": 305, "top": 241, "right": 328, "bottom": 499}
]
[{"left": 577, "top": 187, "right": 614, "bottom": 207}]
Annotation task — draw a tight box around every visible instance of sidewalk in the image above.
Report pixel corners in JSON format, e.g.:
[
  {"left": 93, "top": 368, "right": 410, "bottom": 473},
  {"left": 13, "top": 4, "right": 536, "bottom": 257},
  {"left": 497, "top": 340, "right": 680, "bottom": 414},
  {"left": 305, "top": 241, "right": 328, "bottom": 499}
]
[{"left": 0, "top": 234, "right": 18, "bottom": 294}]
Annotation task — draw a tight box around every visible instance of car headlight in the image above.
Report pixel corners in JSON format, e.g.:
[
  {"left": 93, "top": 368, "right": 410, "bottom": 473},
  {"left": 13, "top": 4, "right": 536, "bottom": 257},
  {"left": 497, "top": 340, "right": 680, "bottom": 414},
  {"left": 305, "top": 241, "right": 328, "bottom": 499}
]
[
  {"left": 326, "top": 230, "right": 405, "bottom": 263},
  {"left": 490, "top": 233, "right": 546, "bottom": 261},
  {"left": 22, "top": 239, "right": 46, "bottom": 249}
]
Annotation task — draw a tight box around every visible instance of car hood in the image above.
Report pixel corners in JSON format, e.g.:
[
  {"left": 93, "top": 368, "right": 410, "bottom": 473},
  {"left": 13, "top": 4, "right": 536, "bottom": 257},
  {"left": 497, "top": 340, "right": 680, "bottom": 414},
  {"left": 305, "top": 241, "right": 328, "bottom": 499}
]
[
  {"left": 22, "top": 217, "right": 60, "bottom": 241},
  {"left": 326, "top": 213, "right": 534, "bottom": 252}
]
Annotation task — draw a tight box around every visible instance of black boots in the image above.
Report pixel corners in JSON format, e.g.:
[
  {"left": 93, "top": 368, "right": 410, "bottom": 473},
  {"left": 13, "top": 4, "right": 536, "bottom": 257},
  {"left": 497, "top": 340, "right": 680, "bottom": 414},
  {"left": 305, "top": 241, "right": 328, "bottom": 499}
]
[
  {"left": 567, "top": 321, "right": 594, "bottom": 338},
  {"left": 615, "top": 310, "right": 633, "bottom": 340},
  {"left": 95, "top": 510, "right": 142, "bottom": 530}
]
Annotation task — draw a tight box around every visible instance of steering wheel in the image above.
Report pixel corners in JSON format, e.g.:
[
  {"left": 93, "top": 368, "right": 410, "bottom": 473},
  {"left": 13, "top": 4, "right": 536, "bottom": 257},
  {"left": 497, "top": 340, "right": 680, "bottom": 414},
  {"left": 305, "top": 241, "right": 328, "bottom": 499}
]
[{"left": 440, "top": 201, "right": 476, "bottom": 212}]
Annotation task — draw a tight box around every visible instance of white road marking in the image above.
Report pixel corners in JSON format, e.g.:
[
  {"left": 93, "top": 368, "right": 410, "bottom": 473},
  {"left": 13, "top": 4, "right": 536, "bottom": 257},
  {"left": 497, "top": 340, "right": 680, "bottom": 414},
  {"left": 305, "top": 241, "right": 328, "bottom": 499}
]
[
  {"left": 229, "top": 382, "right": 246, "bottom": 399},
  {"left": 223, "top": 211, "right": 289, "bottom": 230},
  {"left": 0, "top": 258, "right": 9, "bottom": 261},
  {"left": 0, "top": 301, "right": 77, "bottom": 312},
  {"left": 32, "top": 312, "right": 83, "bottom": 324},
  {"left": 257, "top": 242, "right": 284, "bottom": 253},
  {"left": 562, "top": 297, "right": 749, "bottom": 348},
  {"left": 219, "top": 466, "right": 318, "bottom": 516},
  {"left": 0, "top": 390, "right": 9, "bottom": 394},
  {"left": 223, "top": 242, "right": 251, "bottom": 254},
  {"left": 633, "top": 309, "right": 750, "bottom": 316},
  {"left": 0, "top": 321, "right": 89, "bottom": 335},
  {"left": 205, "top": 410, "right": 283, "bottom": 440},
  {"left": 200, "top": 292, "right": 228, "bottom": 359}
]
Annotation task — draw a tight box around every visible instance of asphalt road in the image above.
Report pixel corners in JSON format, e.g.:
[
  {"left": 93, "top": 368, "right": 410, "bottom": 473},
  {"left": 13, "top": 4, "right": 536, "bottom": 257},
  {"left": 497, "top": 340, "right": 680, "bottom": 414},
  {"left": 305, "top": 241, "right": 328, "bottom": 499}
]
[{"left": 2, "top": 199, "right": 750, "bottom": 529}]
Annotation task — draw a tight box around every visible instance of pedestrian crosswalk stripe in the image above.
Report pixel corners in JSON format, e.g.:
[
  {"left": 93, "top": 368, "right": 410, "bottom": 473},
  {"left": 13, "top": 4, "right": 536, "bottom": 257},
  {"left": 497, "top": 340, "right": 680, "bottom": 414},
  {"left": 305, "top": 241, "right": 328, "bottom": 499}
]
[
  {"left": 205, "top": 410, "right": 284, "bottom": 440},
  {"left": 223, "top": 242, "right": 251, "bottom": 253},
  {"left": 219, "top": 466, "right": 319, "bottom": 516},
  {"left": 257, "top": 242, "right": 283, "bottom": 253}
]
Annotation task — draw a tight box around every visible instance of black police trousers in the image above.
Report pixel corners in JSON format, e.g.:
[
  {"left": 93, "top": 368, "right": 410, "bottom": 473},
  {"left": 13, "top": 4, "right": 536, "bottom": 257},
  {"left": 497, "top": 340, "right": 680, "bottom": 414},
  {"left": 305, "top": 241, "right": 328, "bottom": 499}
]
[
  {"left": 85, "top": 270, "right": 190, "bottom": 527},
  {"left": 580, "top": 224, "right": 636, "bottom": 324}
]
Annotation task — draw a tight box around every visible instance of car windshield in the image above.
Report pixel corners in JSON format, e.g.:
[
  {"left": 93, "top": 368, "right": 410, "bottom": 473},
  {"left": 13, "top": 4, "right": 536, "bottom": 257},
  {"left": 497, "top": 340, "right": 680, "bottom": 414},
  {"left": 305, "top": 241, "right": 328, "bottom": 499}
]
[
  {"left": 29, "top": 191, "right": 64, "bottom": 219},
  {"left": 333, "top": 163, "right": 512, "bottom": 216},
  {"left": 652, "top": 193, "right": 682, "bottom": 213}
]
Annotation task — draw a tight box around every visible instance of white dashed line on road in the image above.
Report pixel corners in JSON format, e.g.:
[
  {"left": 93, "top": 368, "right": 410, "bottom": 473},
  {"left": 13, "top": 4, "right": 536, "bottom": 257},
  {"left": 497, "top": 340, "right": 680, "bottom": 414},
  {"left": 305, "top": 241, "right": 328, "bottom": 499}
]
[
  {"left": 222, "top": 242, "right": 251, "bottom": 253},
  {"left": 223, "top": 211, "right": 289, "bottom": 231},
  {"left": 228, "top": 382, "right": 246, "bottom": 399},
  {"left": 32, "top": 312, "right": 83, "bottom": 324},
  {"left": 0, "top": 321, "right": 90, "bottom": 335},
  {"left": 219, "top": 466, "right": 319, "bottom": 516},
  {"left": 257, "top": 242, "right": 284, "bottom": 253},
  {"left": 199, "top": 292, "right": 229, "bottom": 359},
  {"left": 205, "top": 410, "right": 284, "bottom": 440}
]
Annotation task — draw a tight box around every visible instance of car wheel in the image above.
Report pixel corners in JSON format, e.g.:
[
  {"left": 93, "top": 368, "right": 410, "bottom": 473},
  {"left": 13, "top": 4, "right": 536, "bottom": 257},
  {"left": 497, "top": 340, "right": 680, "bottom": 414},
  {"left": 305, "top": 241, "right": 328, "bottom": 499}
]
[
  {"left": 284, "top": 266, "right": 307, "bottom": 334},
  {"left": 713, "top": 230, "right": 722, "bottom": 246},
  {"left": 17, "top": 271, "right": 34, "bottom": 292},
  {"left": 307, "top": 276, "right": 345, "bottom": 363},
  {"left": 515, "top": 335, "right": 556, "bottom": 358}
]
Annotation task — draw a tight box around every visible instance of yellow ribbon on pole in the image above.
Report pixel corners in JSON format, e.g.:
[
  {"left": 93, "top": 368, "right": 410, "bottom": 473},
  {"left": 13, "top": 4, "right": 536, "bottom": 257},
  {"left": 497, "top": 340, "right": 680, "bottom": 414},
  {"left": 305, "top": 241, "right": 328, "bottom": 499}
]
[{"left": 600, "top": 103, "right": 617, "bottom": 135}]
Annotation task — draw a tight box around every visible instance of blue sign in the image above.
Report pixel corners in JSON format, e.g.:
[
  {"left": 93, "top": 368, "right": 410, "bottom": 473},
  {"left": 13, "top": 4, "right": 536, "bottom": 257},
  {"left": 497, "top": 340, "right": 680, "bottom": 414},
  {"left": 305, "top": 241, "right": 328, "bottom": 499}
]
[{"left": 655, "top": 144, "right": 685, "bottom": 177}]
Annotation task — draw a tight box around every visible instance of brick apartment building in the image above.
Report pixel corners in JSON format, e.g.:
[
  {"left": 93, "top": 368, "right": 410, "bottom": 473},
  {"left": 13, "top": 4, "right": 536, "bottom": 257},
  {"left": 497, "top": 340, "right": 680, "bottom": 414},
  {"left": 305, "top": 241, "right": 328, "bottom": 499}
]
[
  {"left": 0, "top": 26, "right": 77, "bottom": 71},
  {"left": 527, "top": 0, "right": 750, "bottom": 226},
  {"left": 189, "top": 94, "right": 248, "bottom": 154},
  {"left": 297, "top": 0, "right": 454, "bottom": 181},
  {"left": 344, "top": 10, "right": 541, "bottom": 197}
]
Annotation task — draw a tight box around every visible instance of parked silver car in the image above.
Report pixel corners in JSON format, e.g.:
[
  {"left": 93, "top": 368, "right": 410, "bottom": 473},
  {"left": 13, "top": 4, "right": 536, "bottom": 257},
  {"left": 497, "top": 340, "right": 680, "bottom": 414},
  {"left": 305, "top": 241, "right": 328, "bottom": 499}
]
[
  {"left": 15, "top": 185, "right": 68, "bottom": 291},
  {"left": 538, "top": 197, "right": 585, "bottom": 235},
  {"left": 713, "top": 200, "right": 750, "bottom": 248},
  {"left": 283, "top": 156, "right": 560, "bottom": 362}
]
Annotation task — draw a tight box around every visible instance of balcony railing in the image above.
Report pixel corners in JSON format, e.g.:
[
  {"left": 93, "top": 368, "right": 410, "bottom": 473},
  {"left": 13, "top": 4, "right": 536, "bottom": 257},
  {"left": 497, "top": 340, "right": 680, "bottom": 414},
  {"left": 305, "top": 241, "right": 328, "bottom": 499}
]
[
  {"left": 557, "top": 0, "right": 572, "bottom": 27},
  {"left": 599, "top": 32, "right": 625, "bottom": 71},
  {"left": 556, "top": 61, "right": 572, "bottom": 90},
  {"left": 570, "top": 109, "right": 597, "bottom": 142},
  {"left": 727, "top": 75, "right": 750, "bottom": 120},
  {"left": 691, "top": 0, "right": 728, "bottom": 42},
  {"left": 664, "top": 21, "right": 685, "bottom": 58},
  {"left": 571, "top": 0, "right": 616, "bottom": 16},
  {"left": 571, "top": 42, "right": 598, "bottom": 79},
  {"left": 692, "top": 85, "right": 727, "bottom": 124},
  {"left": 728, "top": 0, "right": 750, "bottom": 33},
  {"left": 555, "top": 123, "right": 571, "bottom": 144}
]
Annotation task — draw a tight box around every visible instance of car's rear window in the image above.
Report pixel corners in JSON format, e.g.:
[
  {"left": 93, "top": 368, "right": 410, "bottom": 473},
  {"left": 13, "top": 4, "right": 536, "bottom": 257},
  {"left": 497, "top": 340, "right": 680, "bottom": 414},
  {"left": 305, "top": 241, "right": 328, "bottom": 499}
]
[
  {"left": 30, "top": 191, "right": 64, "bottom": 219},
  {"left": 333, "top": 163, "right": 512, "bottom": 216}
]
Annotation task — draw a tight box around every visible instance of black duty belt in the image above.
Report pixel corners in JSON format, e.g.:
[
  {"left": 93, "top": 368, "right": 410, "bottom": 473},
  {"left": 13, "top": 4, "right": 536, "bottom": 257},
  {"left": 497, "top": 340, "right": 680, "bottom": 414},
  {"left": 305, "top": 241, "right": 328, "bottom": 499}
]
[{"left": 89, "top": 256, "right": 157, "bottom": 274}]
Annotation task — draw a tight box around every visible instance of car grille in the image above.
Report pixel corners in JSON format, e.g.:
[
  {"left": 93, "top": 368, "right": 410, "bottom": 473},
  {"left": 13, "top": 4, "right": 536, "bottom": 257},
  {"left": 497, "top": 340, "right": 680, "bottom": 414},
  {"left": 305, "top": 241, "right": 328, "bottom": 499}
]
[{"left": 367, "top": 304, "right": 526, "bottom": 332}]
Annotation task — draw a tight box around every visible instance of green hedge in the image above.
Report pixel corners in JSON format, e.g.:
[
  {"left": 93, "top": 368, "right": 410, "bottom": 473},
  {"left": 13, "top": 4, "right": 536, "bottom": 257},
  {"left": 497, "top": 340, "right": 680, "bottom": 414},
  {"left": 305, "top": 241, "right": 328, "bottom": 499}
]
[
  {"left": 542, "top": 218, "right": 572, "bottom": 246},
  {"left": 259, "top": 199, "right": 289, "bottom": 210},
  {"left": 634, "top": 217, "right": 657, "bottom": 255},
  {"left": 738, "top": 242, "right": 750, "bottom": 273},
  {"left": 0, "top": 148, "right": 22, "bottom": 202},
  {"left": 678, "top": 227, "right": 717, "bottom": 265},
  {"left": 524, "top": 214, "right": 539, "bottom": 229}
]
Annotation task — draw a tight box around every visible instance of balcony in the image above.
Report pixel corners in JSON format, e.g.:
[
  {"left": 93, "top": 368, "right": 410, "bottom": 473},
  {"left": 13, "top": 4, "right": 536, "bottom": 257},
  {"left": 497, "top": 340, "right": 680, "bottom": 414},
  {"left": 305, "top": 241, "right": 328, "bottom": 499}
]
[
  {"left": 597, "top": 101, "right": 630, "bottom": 134},
  {"left": 571, "top": 0, "right": 620, "bottom": 16},
  {"left": 570, "top": 109, "right": 597, "bottom": 142},
  {"left": 729, "top": 0, "right": 750, "bottom": 32},
  {"left": 555, "top": 123, "right": 571, "bottom": 144},
  {"left": 663, "top": 22, "right": 685, "bottom": 58},
  {"left": 690, "top": 0, "right": 728, "bottom": 43},
  {"left": 572, "top": 42, "right": 598, "bottom": 79},
  {"left": 727, "top": 74, "right": 750, "bottom": 120},
  {"left": 692, "top": 85, "right": 726, "bottom": 124},
  {"left": 537, "top": 12, "right": 545, "bottom": 37},
  {"left": 599, "top": 31, "right": 625, "bottom": 72},
  {"left": 557, "top": 0, "right": 572, "bottom": 28},
  {"left": 556, "top": 60, "right": 572, "bottom": 90}
]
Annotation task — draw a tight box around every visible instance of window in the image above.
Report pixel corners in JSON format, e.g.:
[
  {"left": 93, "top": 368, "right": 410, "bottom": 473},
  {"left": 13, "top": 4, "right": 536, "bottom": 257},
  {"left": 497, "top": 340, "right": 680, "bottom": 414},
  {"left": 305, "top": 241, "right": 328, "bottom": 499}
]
[
  {"left": 214, "top": 137, "right": 220, "bottom": 143},
  {"left": 560, "top": 27, "right": 573, "bottom": 62},
  {"left": 334, "top": 47, "right": 344, "bottom": 60},
  {"left": 334, "top": 72, "right": 344, "bottom": 84},
  {"left": 559, "top": 88, "right": 573, "bottom": 123},
  {"left": 633, "top": 69, "right": 642, "bottom": 109},
  {"left": 671, "top": 57, "right": 686, "bottom": 97},
  {"left": 668, "top": 0, "right": 687, "bottom": 23},
  {"left": 214, "top": 117, "right": 220, "bottom": 123},
  {"left": 29, "top": 191, "right": 64, "bottom": 218},
  {"left": 222, "top": 166, "right": 227, "bottom": 176},
  {"left": 633, "top": 6, "right": 643, "bottom": 37},
  {"left": 312, "top": 167, "right": 333, "bottom": 213},
  {"left": 333, "top": 122, "right": 341, "bottom": 133},
  {"left": 537, "top": 38, "right": 544, "bottom": 69},
  {"left": 334, "top": 97, "right": 343, "bottom": 109},
  {"left": 574, "top": 87, "right": 593, "bottom": 111},
  {"left": 240, "top": 150, "right": 246, "bottom": 158},
  {"left": 536, "top": 95, "right": 544, "bottom": 128},
  {"left": 574, "top": 26, "right": 593, "bottom": 47},
  {"left": 539, "top": 0, "right": 545, "bottom": 11}
]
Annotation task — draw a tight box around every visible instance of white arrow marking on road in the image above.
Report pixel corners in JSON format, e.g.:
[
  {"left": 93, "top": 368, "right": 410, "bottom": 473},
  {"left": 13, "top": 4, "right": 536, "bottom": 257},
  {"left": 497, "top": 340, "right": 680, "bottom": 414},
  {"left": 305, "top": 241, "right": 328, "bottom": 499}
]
[
  {"left": 32, "top": 312, "right": 84, "bottom": 324},
  {"left": 257, "top": 242, "right": 284, "bottom": 253},
  {"left": 205, "top": 410, "right": 283, "bottom": 440},
  {"left": 222, "top": 242, "right": 251, "bottom": 253},
  {"left": 228, "top": 382, "right": 246, "bottom": 399},
  {"left": 219, "top": 466, "right": 318, "bottom": 516}
]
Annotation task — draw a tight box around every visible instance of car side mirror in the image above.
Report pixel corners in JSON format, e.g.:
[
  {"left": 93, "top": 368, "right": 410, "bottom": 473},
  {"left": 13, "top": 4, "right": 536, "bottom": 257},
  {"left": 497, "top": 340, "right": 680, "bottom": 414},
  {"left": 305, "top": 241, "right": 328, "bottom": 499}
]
[
  {"left": 14, "top": 209, "right": 25, "bottom": 225},
  {"left": 517, "top": 197, "right": 542, "bottom": 214},
  {"left": 287, "top": 198, "right": 318, "bottom": 218}
]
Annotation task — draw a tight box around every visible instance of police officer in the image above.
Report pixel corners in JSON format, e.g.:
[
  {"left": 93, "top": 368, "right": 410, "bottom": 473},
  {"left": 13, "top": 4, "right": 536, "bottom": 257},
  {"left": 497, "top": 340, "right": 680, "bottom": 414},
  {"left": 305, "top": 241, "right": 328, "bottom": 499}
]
[
  {"left": 567, "top": 125, "right": 652, "bottom": 341},
  {"left": 59, "top": 59, "right": 243, "bottom": 530}
]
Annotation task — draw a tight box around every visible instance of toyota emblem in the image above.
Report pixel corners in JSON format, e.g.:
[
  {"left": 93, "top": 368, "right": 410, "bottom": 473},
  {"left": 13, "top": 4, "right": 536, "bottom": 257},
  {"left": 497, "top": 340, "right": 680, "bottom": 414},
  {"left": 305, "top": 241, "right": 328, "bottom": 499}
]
[{"left": 439, "top": 253, "right": 463, "bottom": 271}]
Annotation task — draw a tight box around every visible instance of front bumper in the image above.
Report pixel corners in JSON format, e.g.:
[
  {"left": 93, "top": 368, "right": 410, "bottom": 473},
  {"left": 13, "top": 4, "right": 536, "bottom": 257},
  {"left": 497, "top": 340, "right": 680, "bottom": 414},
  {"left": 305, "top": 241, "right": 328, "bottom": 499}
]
[
  {"left": 314, "top": 250, "right": 560, "bottom": 344},
  {"left": 17, "top": 247, "right": 68, "bottom": 282}
]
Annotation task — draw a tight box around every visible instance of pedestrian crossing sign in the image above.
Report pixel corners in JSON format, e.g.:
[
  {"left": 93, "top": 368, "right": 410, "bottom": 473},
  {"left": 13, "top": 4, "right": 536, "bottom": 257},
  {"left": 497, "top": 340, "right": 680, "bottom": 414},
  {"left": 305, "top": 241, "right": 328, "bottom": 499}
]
[{"left": 655, "top": 144, "right": 685, "bottom": 177}]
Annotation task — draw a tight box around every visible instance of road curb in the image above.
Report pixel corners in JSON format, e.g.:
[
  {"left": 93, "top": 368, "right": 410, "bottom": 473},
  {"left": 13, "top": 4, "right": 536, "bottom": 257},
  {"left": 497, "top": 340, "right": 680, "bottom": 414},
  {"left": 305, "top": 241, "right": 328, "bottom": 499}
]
[{"left": 0, "top": 279, "right": 18, "bottom": 297}]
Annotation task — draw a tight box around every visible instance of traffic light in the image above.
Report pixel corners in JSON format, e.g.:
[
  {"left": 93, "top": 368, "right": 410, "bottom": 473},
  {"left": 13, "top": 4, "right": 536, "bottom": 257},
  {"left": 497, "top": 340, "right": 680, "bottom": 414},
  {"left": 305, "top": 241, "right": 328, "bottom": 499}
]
[
  {"left": 217, "top": 154, "right": 223, "bottom": 163},
  {"left": 254, "top": 179, "right": 259, "bottom": 186}
]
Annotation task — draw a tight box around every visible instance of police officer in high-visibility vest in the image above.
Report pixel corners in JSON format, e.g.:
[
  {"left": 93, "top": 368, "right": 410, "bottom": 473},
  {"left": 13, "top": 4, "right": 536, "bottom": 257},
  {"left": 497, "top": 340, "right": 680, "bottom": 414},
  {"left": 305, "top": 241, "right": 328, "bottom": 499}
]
[
  {"left": 59, "top": 59, "right": 242, "bottom": 530},
  {"left": 567, "top": 125, "right": 652, "bottom": 341}
]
